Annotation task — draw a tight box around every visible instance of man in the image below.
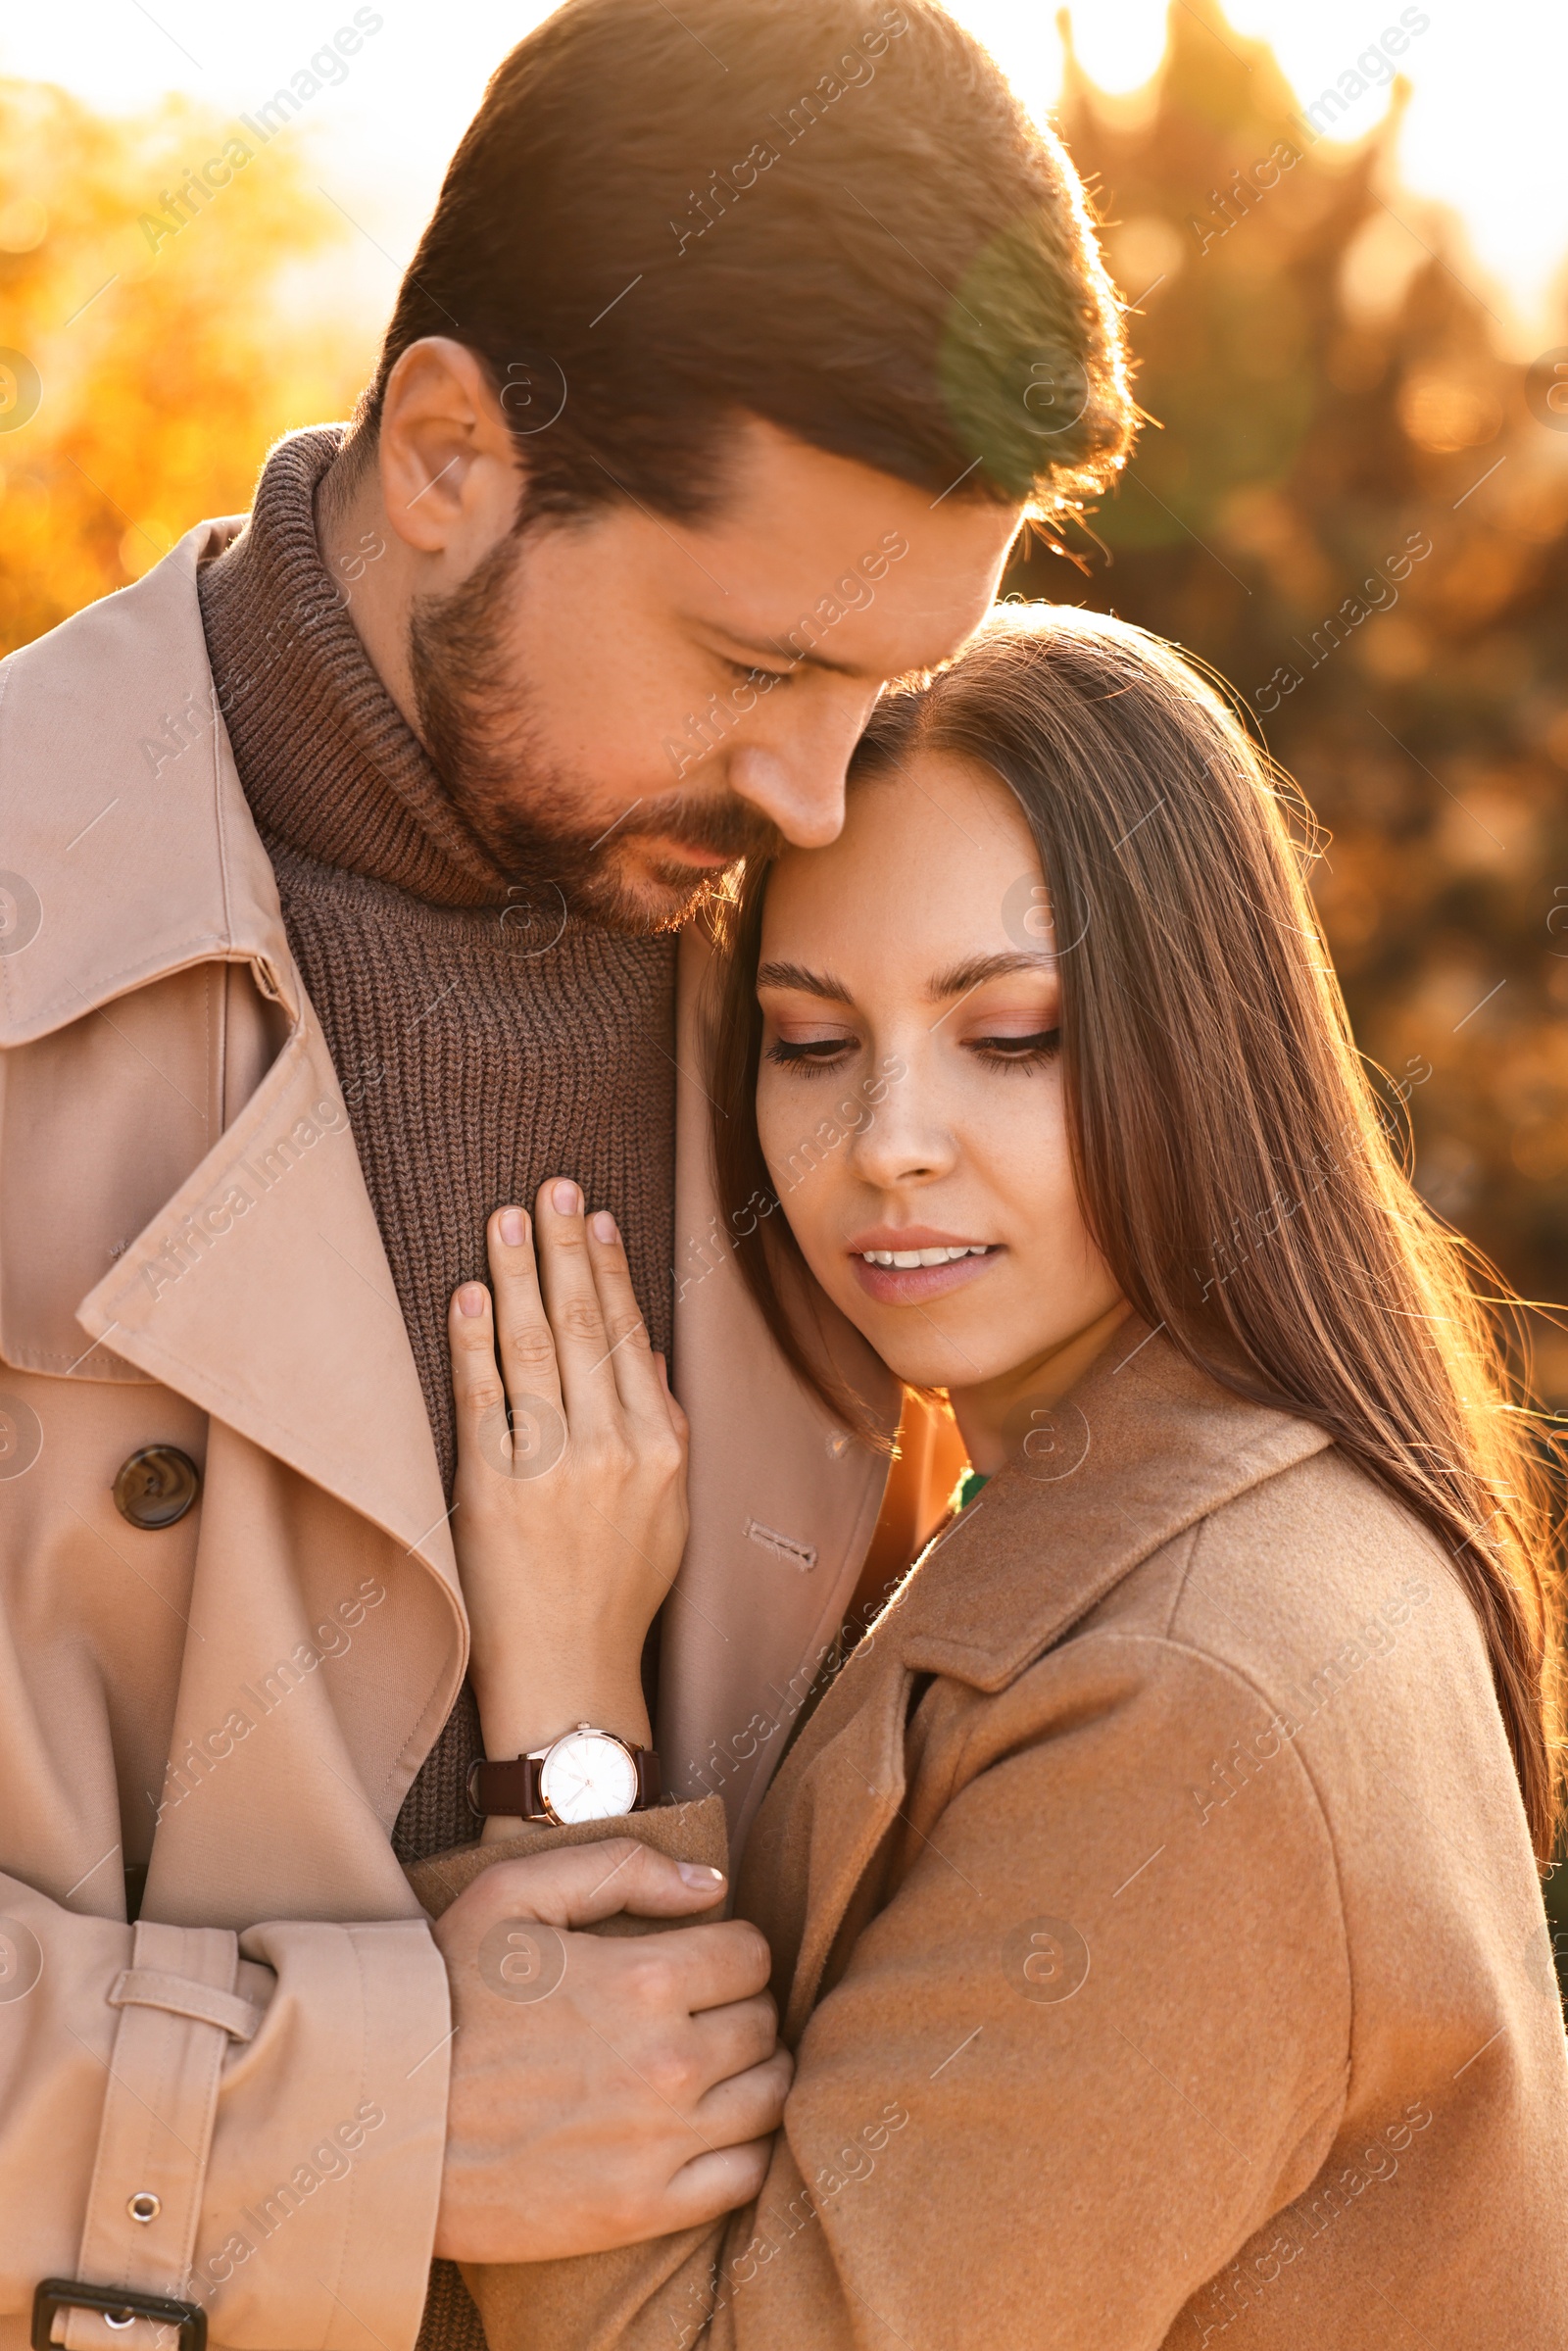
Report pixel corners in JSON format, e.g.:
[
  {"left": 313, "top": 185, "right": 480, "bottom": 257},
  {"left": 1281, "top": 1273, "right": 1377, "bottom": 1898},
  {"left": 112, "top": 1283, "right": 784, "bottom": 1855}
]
[{"left": 0, "top": 1, "right": 1131, "bottom": 2345}]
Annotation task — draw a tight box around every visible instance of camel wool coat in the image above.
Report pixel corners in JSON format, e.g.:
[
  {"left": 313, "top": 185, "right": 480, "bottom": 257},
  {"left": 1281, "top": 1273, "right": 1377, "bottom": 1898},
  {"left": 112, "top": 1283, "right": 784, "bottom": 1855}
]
[
  {"left": 468, "top": 1331, "right": 1568, "bottom": 2351},
  {"left": 0, "top": 523, "right": 902, "bottom": 2351}
]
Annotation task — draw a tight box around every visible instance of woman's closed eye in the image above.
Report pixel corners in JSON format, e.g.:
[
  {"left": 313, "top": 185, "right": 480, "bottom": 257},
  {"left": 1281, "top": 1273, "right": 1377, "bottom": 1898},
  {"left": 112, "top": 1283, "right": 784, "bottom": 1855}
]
[
  {"left": 766, "top": 1032, "right": 857, "bottom": 1074},
  {"left": 964, "top": 1025, "right": 1061, "bottom": 1068}
]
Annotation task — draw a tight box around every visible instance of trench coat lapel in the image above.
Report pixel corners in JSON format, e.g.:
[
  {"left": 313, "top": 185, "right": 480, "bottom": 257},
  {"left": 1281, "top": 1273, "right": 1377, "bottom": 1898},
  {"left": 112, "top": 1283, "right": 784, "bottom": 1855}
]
[
  {"left": 3, "top": 521, "right": 901, "bottom": 1848},
  {"left": 76, "top": 1018, "right": 462, "bottom": 1581},
  {"left": 0, "top": 523, "right": 461, "bottom": 1605},
  {"left": 0, "top": 519, "right": 286, "bottom": 1046}
]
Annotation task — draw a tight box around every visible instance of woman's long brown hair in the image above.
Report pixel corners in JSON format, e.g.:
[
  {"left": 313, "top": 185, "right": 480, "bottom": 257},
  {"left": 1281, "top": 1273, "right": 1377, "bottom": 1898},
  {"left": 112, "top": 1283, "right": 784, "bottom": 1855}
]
[{"left": 708, "top": 603, "right": 1564, "bottom": 1862}]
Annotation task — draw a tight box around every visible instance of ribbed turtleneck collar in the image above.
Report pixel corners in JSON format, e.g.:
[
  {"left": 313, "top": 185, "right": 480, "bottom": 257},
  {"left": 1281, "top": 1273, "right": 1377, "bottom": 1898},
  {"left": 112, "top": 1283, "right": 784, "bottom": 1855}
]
[{"left": 197, "top": 424, "right": 514, "bottom": 908}]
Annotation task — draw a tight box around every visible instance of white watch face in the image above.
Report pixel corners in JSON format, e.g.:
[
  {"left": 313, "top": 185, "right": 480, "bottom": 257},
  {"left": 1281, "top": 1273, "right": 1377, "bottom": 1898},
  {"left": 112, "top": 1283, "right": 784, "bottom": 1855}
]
[{"left": 540, "top": 1731, "right": 639, "bottom": 1825}]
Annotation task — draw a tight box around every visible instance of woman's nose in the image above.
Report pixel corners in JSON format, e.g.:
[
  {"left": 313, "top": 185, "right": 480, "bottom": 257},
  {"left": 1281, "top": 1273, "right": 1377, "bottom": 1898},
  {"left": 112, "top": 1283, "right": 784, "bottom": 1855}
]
[{"left": 849, "top": 1065, "right": 956, "bottom": 1187}]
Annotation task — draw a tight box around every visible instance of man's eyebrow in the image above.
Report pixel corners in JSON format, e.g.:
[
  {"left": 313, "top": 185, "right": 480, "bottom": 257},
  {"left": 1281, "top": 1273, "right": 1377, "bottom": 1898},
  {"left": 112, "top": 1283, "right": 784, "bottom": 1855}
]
[
  {"left": 925, "top": 952, "right": 1055, "bottom": 1004},
  {"left": 757, "top": 959, "right": 855, "bottom": 1001}
]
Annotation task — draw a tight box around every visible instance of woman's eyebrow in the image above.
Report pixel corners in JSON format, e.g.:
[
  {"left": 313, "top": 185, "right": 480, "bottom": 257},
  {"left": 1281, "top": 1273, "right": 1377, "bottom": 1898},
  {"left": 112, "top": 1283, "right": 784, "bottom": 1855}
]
[
  {"left": 925, "top": 951, "right": 1054, "bottom": 1004},
  {"left": 756, "top": 958, "right": 854, "bottom": 1002}
]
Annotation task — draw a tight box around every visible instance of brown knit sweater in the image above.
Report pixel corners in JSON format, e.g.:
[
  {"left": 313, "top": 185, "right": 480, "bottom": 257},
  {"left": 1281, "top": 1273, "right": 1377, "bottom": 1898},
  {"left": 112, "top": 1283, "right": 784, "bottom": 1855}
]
[{"left": 199, "top": 427, "right": 677, "bottom": 2351}]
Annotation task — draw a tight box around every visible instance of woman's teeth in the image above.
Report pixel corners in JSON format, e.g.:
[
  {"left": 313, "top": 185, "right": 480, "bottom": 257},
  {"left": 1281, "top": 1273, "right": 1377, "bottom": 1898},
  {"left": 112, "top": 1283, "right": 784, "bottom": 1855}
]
[{"left": 858, "top": 1246, "right": 990, "bottom": 1268}]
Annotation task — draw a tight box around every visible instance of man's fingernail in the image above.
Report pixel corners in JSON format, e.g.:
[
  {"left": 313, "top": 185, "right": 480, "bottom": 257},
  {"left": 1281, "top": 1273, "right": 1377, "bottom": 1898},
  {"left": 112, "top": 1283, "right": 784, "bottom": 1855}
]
[
  {"left": 552, "top": 1179, "right": 581, "bottom": 1215},
  {"left": 499, "top": 1207, "right": 526, "bottom": 1247},
  {"left": 591, "top": 1209, "right": 618, "bottom": 1244},
  {"left": 457, "top": 1284, "right": 487, "bottom": 1317},
  {"left": 677, "top": 1862, "right": 725, "bottom": 1886}
]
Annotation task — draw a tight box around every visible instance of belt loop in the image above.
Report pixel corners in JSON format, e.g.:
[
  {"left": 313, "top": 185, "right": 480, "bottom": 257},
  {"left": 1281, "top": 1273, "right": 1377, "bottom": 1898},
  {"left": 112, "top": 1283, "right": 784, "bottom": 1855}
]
[{"left": 53, "top": 1923, "right": 241, "bottom": 2351}]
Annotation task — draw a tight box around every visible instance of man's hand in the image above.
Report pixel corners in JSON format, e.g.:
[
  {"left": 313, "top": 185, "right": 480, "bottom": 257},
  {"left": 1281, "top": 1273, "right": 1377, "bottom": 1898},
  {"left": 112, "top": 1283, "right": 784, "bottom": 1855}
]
[{"left": 430, "top": 1840, "right": 790, "bottom": 2262}]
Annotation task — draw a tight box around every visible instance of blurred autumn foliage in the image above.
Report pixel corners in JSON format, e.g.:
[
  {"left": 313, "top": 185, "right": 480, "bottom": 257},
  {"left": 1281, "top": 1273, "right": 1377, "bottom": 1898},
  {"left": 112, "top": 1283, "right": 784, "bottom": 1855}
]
[
  {"left": 0, "top": 74, "right": 370, "bottom": 648},
  {"left": 1011, "top": 0, "right": 1568, "bottom": 1410}
]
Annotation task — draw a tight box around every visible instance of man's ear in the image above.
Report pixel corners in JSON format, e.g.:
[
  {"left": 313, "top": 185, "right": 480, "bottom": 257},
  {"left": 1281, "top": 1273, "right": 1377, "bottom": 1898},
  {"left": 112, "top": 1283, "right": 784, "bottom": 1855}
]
[{"left": 376, "top": 336, "right": 524, "bottom": 563}]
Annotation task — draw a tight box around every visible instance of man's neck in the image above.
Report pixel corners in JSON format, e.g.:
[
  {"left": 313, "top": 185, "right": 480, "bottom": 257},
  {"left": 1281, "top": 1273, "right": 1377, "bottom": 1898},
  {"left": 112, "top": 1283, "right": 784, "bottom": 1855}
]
[
  {"left": 316, "top": 444, "right": 428, "bottom": 744},
  {"left": 197, "top": 424, "right": 512, "bottom": 906}
]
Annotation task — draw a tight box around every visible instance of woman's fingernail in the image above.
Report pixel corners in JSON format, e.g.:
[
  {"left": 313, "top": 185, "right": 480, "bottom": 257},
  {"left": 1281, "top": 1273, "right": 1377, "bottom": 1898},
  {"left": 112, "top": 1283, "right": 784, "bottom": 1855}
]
[
  {"left": 499, "top": 1207, "right": 526, "bottom": 1247},
  {"left": 552, "top": 1179, "right": 580, "bottom": 1215},
  {"left": 457, "top": 1284, "right": 487, "bottom": 1317},
  {"left": 591, "top": 1209, "right": 618, "bottom": 1244},
  {"left": 677, "top": 1862, "right": 725, "bottom": 1886}
]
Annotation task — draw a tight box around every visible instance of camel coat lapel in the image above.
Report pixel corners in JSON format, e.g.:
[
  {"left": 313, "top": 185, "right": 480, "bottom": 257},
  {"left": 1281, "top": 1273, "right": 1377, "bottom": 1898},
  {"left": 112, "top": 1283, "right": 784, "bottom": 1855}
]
[{"left": 745, "top": 1331, "right": 1334, "bottom": 2036}]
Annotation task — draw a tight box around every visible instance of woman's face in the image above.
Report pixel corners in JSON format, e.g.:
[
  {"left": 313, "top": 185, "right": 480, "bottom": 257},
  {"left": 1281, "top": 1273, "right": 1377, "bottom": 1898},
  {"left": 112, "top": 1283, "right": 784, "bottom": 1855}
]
[{"left": 756, "top": 752, "right": 1127, "bottom": 1464}]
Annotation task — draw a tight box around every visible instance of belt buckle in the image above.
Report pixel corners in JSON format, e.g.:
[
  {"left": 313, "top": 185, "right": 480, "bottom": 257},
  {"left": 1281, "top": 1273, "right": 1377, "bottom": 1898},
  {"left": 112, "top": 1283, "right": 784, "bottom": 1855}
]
[{"left": 32, "top": 2280, "right": 207, "bottom": 2351}]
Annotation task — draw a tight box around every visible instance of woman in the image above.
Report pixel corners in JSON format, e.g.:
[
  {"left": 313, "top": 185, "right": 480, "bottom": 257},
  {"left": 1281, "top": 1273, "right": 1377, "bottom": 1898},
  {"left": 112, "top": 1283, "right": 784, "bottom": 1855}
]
[{"left": 439, "top": 606, "right": 1567, "bottom": 2346}]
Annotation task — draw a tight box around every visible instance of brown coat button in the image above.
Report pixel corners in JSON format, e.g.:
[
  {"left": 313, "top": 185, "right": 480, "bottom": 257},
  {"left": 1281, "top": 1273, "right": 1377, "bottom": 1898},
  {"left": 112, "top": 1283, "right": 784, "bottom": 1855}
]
[{"left": 113, "top": 1446, "right": 201, "bottom": 1529}]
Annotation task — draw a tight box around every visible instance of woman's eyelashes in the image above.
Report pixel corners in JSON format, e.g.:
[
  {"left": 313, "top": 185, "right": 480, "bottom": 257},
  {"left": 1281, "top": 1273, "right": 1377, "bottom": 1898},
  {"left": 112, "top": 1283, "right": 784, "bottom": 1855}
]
[
  {"left": 964, "top": 1025, "right": 1061, "bottom": 1068},
  {"left": 953, "top": 985, "right": 1062, "bottom": 1067},
  {"left": 766, "top": 1021, "right": 1060, "bottom": 1077},
  {"left": 766, "top": 1032, "right": 857, "bottom": 1075}
]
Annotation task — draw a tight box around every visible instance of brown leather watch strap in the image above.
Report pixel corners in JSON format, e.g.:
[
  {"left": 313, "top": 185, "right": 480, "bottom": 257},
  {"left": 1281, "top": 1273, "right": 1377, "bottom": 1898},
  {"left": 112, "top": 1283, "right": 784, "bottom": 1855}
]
[
  {"left": 466, "top": 1743, "right": 661, "bottom": 1820},
  {"left": 466, "top": 1754, "right": 542, "bottom": 1820}
]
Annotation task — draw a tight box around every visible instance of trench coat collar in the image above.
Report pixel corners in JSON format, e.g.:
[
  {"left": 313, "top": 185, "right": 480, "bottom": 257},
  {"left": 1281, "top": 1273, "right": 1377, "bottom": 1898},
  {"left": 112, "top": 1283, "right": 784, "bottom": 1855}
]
[
  {"left": 0, "top": 517, "right": 285, "bottom": 1046},
  {"left": 887, "top": 1324, "right": 1334, "bottom": 1688},
  {"left": 0, "top": 521, "right": 463, "bottom": 1605}
]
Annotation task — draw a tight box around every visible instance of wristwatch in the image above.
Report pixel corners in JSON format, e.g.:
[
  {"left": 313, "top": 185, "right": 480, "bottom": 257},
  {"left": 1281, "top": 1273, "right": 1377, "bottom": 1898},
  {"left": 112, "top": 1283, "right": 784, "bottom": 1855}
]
[{"left": 466, "top": 1724, "right": 662, "bottom": 1827}]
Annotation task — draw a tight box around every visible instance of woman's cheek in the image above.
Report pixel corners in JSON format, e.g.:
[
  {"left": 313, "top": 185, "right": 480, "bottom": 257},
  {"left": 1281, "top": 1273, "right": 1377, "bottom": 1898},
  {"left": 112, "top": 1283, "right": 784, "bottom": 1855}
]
[
  {"left": 968, "top": 1061, "right": 1093, "bottom": 1272},
  {"left": 758, "top": 1080, "right": 852, "bottom": 1289}
]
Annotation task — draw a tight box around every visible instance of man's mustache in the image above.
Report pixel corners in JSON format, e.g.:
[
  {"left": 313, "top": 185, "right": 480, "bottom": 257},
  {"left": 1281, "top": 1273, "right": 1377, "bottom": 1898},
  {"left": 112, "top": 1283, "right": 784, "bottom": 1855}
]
[{"left": 622, "top": 789, "right": 783, "bottom": 866}]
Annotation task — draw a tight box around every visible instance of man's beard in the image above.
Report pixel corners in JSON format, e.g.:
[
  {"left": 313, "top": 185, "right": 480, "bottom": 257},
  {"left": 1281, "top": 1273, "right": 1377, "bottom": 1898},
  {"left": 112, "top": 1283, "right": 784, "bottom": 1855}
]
[{"left": 408, "top": 532, "right": 781, "bottom": 935}]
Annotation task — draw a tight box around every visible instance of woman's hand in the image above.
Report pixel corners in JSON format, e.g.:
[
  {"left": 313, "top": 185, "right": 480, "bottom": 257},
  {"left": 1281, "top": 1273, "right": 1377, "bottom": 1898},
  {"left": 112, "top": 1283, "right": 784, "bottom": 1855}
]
[{"left": 447, "top": 1179, "right": 689, "bottom": 1809}]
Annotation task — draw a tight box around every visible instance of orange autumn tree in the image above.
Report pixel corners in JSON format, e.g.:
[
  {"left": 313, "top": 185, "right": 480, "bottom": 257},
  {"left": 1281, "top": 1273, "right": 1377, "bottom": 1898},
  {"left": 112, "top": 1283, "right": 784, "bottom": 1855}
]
[
  {"left": 1024, "top": 0, "right": 1568, "bottom": 1402},
  {"left": 0, "top": 74, "right": 374, "bottom": 654}
]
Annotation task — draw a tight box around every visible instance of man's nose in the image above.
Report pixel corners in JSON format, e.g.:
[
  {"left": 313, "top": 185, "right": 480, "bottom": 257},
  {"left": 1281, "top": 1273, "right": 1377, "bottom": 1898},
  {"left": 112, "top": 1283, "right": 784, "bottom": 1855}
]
[{"left": 726, "top": 741, "right": 848, "bottom": 850}]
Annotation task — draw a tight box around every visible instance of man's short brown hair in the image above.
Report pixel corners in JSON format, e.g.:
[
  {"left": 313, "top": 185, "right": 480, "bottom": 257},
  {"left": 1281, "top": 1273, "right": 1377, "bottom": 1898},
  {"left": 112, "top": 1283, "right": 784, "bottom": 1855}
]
[{"left": 361, "top": 0, "right": 1134, "bottom": 524}]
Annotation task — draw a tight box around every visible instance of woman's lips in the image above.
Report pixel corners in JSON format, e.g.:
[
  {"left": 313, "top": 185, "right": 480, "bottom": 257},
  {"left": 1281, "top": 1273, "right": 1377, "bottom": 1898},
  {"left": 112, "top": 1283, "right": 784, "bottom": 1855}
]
[{"left": 849, "top": 1246, "right": 1001, "bottom": 1307}]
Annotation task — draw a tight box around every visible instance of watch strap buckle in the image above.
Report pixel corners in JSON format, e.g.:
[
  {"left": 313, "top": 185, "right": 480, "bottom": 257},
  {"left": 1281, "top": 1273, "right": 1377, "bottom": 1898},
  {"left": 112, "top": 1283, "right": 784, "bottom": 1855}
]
[{"left": 466, "top": 1753, "right": 542, "bottom": 1820}]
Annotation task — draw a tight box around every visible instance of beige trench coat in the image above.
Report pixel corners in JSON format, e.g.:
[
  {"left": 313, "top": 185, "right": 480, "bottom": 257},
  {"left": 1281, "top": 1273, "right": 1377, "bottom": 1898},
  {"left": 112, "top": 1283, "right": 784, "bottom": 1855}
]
[
  {"left": 0, "top": 524, "right": 900, "bottom": 2351},
  {"left": 470, "top": 1333, "right": 1568, "bottom": 2351}
]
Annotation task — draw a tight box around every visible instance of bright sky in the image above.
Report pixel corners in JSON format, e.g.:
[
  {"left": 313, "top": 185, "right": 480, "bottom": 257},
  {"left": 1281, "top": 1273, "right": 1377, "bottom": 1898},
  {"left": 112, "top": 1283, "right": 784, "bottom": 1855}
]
[{"left": 3, "top": 1, "right": 1563, "bottom": 353}]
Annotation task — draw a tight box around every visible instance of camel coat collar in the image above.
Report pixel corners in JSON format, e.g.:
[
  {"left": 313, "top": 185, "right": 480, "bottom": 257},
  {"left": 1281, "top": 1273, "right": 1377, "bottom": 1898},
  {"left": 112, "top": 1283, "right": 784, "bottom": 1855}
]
[
  {"left": 890, "top": 1328, "right": 1332, "bottom": 1687},
  {"left": 761, "top": 1335, "right": 1334, "bottom": 2037}
]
